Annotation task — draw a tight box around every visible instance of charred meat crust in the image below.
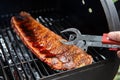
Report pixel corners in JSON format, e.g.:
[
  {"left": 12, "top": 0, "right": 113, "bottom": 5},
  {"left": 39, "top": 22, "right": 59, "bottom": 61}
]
[{"left": 11, "top": 11, "right": 93, "bottom": 70}]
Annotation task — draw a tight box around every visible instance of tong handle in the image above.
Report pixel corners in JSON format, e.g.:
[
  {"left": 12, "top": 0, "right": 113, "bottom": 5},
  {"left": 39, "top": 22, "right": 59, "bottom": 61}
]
[{"left": 102, "top": 33, "right": 120, "bottom": 45}]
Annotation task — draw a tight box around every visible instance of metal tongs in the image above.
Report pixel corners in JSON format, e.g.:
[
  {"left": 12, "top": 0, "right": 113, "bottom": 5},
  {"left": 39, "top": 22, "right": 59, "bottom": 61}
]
[{"left": 60, "top": 28, "right": 120, "bottom": 51}]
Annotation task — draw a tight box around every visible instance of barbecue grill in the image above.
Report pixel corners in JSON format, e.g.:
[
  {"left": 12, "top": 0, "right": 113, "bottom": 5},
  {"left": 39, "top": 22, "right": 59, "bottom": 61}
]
[{"left": 0, "top": 0, "right": 120, "bottom": 80}]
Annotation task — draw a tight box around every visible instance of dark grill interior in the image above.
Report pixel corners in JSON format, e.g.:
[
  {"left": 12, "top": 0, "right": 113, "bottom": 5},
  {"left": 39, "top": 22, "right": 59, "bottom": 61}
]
[{"left": 0, "top": 10, "right": 118, "bottom": 80}]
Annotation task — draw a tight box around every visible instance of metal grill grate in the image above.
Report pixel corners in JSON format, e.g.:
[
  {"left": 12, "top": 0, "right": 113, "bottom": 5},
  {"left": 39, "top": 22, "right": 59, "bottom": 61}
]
[{"left": 0, "top": 12, "right": 114, "bottom": 80}]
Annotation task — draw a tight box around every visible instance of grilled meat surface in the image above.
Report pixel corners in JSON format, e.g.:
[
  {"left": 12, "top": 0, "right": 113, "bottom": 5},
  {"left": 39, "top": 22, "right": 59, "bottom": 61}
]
[{"left": 11, "top": 12, "right": 93, "bottom": 70}]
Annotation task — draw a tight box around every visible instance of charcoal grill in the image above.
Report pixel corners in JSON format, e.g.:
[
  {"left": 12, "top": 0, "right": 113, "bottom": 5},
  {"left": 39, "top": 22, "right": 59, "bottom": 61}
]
[{"left": 0, "top": 0, "right": 120, "bottom": 80}]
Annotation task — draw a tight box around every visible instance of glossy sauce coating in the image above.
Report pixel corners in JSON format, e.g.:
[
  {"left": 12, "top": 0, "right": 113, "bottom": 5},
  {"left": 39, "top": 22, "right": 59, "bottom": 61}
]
[{"left": 11, "top": 12, "right": 93, "bottom": 70}]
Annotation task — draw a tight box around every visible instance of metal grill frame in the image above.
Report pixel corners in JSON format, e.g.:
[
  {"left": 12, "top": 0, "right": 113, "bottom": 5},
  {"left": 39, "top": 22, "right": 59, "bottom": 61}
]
[{"left": 0, "top": 9, "right": 119, "bottom": 80}]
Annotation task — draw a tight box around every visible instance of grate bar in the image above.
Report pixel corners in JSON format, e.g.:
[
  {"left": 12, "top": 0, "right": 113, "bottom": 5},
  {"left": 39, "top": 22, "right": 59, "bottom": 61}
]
[
  {"left": 19, "top": 45, "right": 40, "bottom": 79},
  {"left": 0, "top": 35, "right": 17, "bottom": 80},
  {"left": 6, "top": 29, "right": 32, "bottom": 79},
  {"left": 9, "top": 28, "right": 40, "bottom": 79},
  {"left": 2, "top": 26, "right": 41, "bottom": 79},
  {"left": 22, "top": 44, "right": 45, "bottom": 77},
  {"left": 2, "top": 57, "right": 38, "bottom": 68},
  {"left": 26, "top": 49, "right": 47, "bottom": 77},
  {"left": 0, "top": 60, "right": 7, "bottom": 80},
  {"left": 11, "top": 43, "right": 34, "bottom": 80},
  {"left": 1, "top": 32, "right": 24, "bottom": 80}
]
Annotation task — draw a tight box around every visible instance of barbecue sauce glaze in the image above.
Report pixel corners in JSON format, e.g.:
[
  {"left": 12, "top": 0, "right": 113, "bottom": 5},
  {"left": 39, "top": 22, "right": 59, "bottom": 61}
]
[{"left": 11, "top": 12, "right": 93, "bottom": 70}]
